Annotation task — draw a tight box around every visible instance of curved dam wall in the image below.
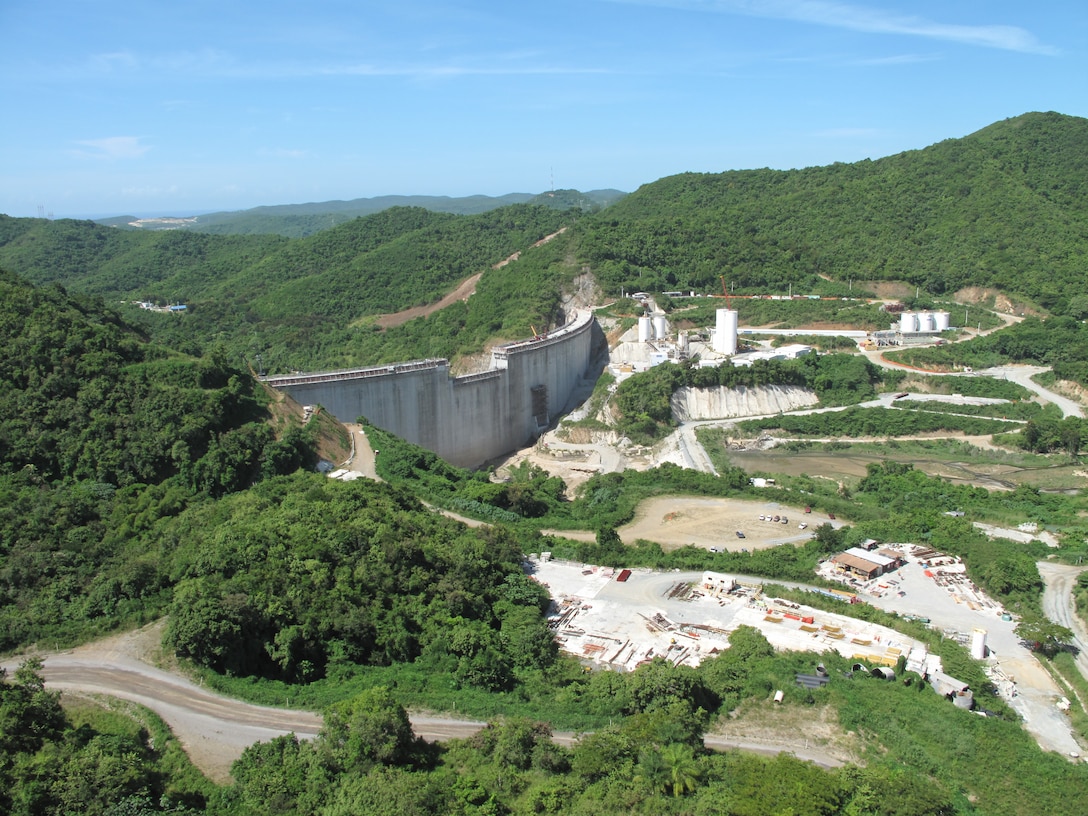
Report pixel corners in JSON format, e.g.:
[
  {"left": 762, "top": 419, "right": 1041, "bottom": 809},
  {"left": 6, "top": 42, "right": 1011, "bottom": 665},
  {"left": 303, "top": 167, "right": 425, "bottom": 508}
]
[
  {"left": 263, "top": 311, "right": 595, "bottom": 468},
  {"left": 671, "top": 385, "right": 819, "bottom": 422}
]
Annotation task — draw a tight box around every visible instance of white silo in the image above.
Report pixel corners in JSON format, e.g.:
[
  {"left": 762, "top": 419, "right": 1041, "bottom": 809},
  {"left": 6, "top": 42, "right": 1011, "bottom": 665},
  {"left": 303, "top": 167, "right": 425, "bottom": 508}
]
[
  {"left": 638, "top": 316, "right": 653, "bottom": 343},
  {"left": 714, "top": 309, "right": 738, "bottom": 355},
  {"left": 899, "top": 312, "right": 918, "bottom": 334},
  {"left": 933, "top": 311, "right": 950, "bottom": 331},
  {"left": 917, "top": 312, "right": 935, "bottom": 332},
  {"left": 653, "top": 314, "right": 668, "bottom": 340},
  {"left": 971, "top": 628, "right": 988, "bottom": 660}
]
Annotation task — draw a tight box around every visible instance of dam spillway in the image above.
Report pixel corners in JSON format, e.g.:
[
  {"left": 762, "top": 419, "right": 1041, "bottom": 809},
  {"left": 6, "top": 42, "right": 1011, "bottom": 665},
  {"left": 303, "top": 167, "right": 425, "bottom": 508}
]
[{"left": 262, "top": 310, "right": 596, "bottom": 468}]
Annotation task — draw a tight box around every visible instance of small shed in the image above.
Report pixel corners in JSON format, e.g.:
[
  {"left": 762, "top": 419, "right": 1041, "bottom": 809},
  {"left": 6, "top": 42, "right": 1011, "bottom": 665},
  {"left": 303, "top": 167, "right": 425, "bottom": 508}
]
[{"left": 701, "top": 571, "right": 736, "bottom": 596}]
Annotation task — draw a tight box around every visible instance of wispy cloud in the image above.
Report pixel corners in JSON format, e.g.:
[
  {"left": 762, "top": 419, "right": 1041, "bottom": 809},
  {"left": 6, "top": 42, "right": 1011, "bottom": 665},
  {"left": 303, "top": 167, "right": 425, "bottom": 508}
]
[
  {"left": 72, "top": 136, "right": 150, "bottom": 160},
  {"left": 607, "top": 0, "right": 1058, "bottom": 54},
  {"left": 319, "top": 62, "right": 610, "bottom": 79},
  {"left": 851, "top": 53, "right": 940, "bottom": 67},
  {"left": 83, "top": 48, "right": 607, "bottom": 82},
  {"left": 259, "top": 148, "right": 308, "bottom": 159},
  {"left": 814, "top": 126, "right": 882, "bottom": 138}
]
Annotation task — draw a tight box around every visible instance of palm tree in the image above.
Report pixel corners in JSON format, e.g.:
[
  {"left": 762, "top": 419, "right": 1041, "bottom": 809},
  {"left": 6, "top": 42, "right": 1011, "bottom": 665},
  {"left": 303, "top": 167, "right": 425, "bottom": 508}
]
[
  {"left": 634, "top": 748, "right": 670, "bottom": 796},
  {"left": 662, "top": 743, "right": 702, "bottom": 797}
]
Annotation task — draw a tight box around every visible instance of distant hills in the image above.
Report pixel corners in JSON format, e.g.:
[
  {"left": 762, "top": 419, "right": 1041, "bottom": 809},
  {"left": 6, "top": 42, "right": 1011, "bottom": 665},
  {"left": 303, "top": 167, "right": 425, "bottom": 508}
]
[
  {"left": 2, "top": 111, "right": 1086, "bottom": 372},
  {"left": 95, "top": 188, "right": 628, "bottom": 238}
]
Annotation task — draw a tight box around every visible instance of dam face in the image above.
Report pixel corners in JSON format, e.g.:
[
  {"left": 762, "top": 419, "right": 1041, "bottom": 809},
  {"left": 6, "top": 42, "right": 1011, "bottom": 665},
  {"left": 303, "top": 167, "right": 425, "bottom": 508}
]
[{"left": 262, "top": 311, "right": 596, "bottom": 468}]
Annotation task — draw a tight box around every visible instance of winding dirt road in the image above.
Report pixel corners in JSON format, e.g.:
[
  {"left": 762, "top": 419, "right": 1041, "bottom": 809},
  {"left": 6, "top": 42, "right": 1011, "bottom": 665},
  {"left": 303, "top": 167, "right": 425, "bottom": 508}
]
[
  {"left": 2, "top": 619, "right": 845, "bottom": 783},
  {"left": 1040, "top": 562, "right": 1088, "bottom": 681}
]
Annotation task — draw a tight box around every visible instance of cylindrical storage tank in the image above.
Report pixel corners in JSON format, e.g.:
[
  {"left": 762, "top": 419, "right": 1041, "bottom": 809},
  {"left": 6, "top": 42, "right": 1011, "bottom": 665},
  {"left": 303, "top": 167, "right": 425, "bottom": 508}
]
[
  {"left": 773, "top": 690, "right": 784, "bottom": 703},
  {"left": 714, "top": 309, "right": 738, "bottom": 355},
  {"left": 917, "top": 312, "right": 935, "bottom": 332},
  {"left": 678, "top": 332, "right": 689, "bottom": 351},
  {"left": 900, "top": 312, "right": 918, "bottom": 333},
  {"left": 953, "top": 689, "right": 975, "bottom": 710},
  {"left": 653, "top": 314, "right": 668, "bottom": 340},
  {"left": 933, "top": 311, "right": 950, "bottom": 331},
  {"left": 971, "top": 627, "right": 987, "bottom": 660},
  {"left": 638, "top": 316, "right": 653, "bottom": 343}
]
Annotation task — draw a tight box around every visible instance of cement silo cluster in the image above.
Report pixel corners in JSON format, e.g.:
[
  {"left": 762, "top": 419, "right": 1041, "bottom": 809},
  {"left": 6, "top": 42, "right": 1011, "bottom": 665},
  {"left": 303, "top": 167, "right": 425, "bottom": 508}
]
[
  {"left": 638, "top": 313, "right": 670, "bottom": 342},
  {"left": 713, "top": 308, "right": 738, "bottom": 355},
  {"left": 899, "top": 311, "right": 950, "bottom": 334}
]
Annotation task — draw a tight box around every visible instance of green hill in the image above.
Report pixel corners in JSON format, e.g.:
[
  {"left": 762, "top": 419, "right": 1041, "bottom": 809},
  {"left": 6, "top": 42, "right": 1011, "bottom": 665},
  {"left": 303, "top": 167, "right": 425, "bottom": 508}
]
[
  {"left": 576, "top": 111, "right": 1088, "bottom": 313},
  {"left": 0, "top": 204, "right": 584, "bottom": 373},
  {"left": 2, "top": 111, "right": 1087, "bottom": 374}
]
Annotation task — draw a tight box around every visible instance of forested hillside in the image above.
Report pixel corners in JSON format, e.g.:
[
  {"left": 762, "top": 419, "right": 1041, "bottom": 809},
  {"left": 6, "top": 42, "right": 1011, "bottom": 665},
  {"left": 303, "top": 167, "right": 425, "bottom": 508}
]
[
  {"left": 1, "top": 112, "right": 1086, "bottom": 376},
  {"left": 0, "top": 272, "right": 316, "bottom": 649},
  {"left": 6, "top": 269, "right": 1088, "bottom": 813},
  {"left": 577, "top": 111, "right": 1088, "bottom": 312},
  {"left": 0, "top": 204, "right": 583, "bottom": 373}
]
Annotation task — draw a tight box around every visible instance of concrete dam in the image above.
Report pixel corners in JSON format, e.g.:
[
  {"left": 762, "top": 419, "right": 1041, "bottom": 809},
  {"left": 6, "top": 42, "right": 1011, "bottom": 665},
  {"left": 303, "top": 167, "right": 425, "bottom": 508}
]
[{"left": 262, "top": 310, "right": 597, "bottom": 468}]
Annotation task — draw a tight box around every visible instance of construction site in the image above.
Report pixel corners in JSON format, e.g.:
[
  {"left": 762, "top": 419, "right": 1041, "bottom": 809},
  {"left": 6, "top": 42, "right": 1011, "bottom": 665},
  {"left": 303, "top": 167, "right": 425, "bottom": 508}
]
[
  {"left": 528, "top": 541, "right": 1085, "bottom": 759},
  {"left": 530, "top": 557, "right": 931, "bottom": 675}
]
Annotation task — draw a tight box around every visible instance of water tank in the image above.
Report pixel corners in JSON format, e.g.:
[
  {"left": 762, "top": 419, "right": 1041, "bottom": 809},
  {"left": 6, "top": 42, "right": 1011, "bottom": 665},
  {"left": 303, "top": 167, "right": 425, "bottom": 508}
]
[
  {"left": 933, "top": 311, "right": 950, "bottom": 331},
  {"left": 714, "top": 309, "right": 738, "bottom": 355},
  {"left": 899, "top": 312, "right": 918, "bottom": 333},
  {"left": 917, "top": 312, "right": 935, "bottom": 332},
  {"left": 971, "top": 628, "right": 987, "bottom": 660},
  {"left": 638, "top": 316, "right": 653, "bottom": 343},
  {"left": 653, "top": 314, "right": 668, "bottom": 340}
]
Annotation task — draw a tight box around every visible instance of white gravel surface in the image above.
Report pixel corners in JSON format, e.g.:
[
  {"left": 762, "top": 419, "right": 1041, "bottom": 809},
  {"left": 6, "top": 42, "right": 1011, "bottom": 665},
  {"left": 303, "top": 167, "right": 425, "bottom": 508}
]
[{"left": 534, "top": 554, "right": 1084, "bottom": 760}]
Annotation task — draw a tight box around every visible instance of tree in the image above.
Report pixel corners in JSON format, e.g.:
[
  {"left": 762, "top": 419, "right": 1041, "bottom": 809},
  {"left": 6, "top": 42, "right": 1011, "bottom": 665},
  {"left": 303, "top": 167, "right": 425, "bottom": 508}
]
[
  {"left": 1016, "top": 617, "right": 1074, "bottom": 658},
  {"left": 319, "top": 687, "right": 419, "bottom": 773},
  {"left": 624, "top": 657, "right": 710, "bottom": 716},
  {"left": 225, "top": 734, "right": 327, "bottom": 816},
  {"left": 661, "top": 743, "right": 702, "bottom": 796},
  {"left": 0, "top": 658, "right": 66, "bottom": 757}
]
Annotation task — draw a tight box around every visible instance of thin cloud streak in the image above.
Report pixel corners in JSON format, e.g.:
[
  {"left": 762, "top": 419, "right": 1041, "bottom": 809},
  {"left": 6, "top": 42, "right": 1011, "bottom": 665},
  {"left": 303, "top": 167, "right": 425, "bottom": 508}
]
[
  {"left": 607, "top": 0, "right": 1058, "bottom": 54},
  {"left": 82, "top": 50, "right": 611, "bottom": 82},
  {"left": 72, "top": 137, "right": 150, "bottom": 160}
]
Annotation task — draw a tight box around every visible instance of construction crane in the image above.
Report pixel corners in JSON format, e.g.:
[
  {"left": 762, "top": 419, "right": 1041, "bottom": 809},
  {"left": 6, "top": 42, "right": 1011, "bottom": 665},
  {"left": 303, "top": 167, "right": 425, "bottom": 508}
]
[{"left": 719, "top": 275, "right": 733, "bottom": 310}]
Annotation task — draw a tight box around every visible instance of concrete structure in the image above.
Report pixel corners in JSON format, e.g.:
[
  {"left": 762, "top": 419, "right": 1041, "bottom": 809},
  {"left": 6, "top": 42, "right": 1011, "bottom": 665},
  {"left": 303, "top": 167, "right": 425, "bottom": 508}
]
[
  {"left": 929, "top": 669, "right": 974, "bottom": 710},
  {"left": 774, "top": 343, "right": 812, "bottom": 360},
  {"left": 971, "top": 628, "right": 988, "bottom": 660},
  {"left": 899, "top": 311, "right": 950, "bottom": 335},
  {"left": 653, "top": 313, "right": 668, "bottom": 340},
  {"left": 730, "top": 345, "right": 811, "bottom": 366},
  {"left": 263, "top": 310, "right": 596, "bottom": 468},
  {"left": 713, "top": 309, "right": 738, "bottom": 355}
]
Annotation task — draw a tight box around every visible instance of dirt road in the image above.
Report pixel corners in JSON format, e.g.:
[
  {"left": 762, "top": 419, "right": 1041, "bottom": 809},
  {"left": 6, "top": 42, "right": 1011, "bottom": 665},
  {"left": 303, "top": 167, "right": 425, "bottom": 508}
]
[
  {"left": 1040, "top": 562, "right": 1088, "bottom": 682},
  {"left": 3, "top": 618, "right": 847, "bottom": 782}
]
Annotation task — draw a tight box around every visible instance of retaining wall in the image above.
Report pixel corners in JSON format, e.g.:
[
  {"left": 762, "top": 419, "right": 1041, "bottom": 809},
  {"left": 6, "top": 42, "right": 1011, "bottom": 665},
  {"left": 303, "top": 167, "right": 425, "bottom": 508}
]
[{"left": 263, "top": 311, "right": 595, "bottom": 468}]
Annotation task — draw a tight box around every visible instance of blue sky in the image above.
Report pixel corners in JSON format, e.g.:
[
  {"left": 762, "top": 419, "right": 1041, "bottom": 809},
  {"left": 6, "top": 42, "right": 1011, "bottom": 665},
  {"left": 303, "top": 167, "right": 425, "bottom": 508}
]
[{"left": 1, "top": 1, "right": 1084, "bottom": 218}]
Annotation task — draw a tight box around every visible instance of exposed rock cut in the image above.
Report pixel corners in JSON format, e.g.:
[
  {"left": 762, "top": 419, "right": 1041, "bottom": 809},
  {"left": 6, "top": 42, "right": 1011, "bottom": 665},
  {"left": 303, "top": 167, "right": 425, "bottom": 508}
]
[{"left": 671, "top": 385, "right": 819, "bottom": 421}]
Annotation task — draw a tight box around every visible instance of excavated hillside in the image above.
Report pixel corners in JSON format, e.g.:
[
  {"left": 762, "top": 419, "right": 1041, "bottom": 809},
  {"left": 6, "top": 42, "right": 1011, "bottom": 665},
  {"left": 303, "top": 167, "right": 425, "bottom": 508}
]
[{"left": 671, "top": 385, "right": 820, "bottom": 421}]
